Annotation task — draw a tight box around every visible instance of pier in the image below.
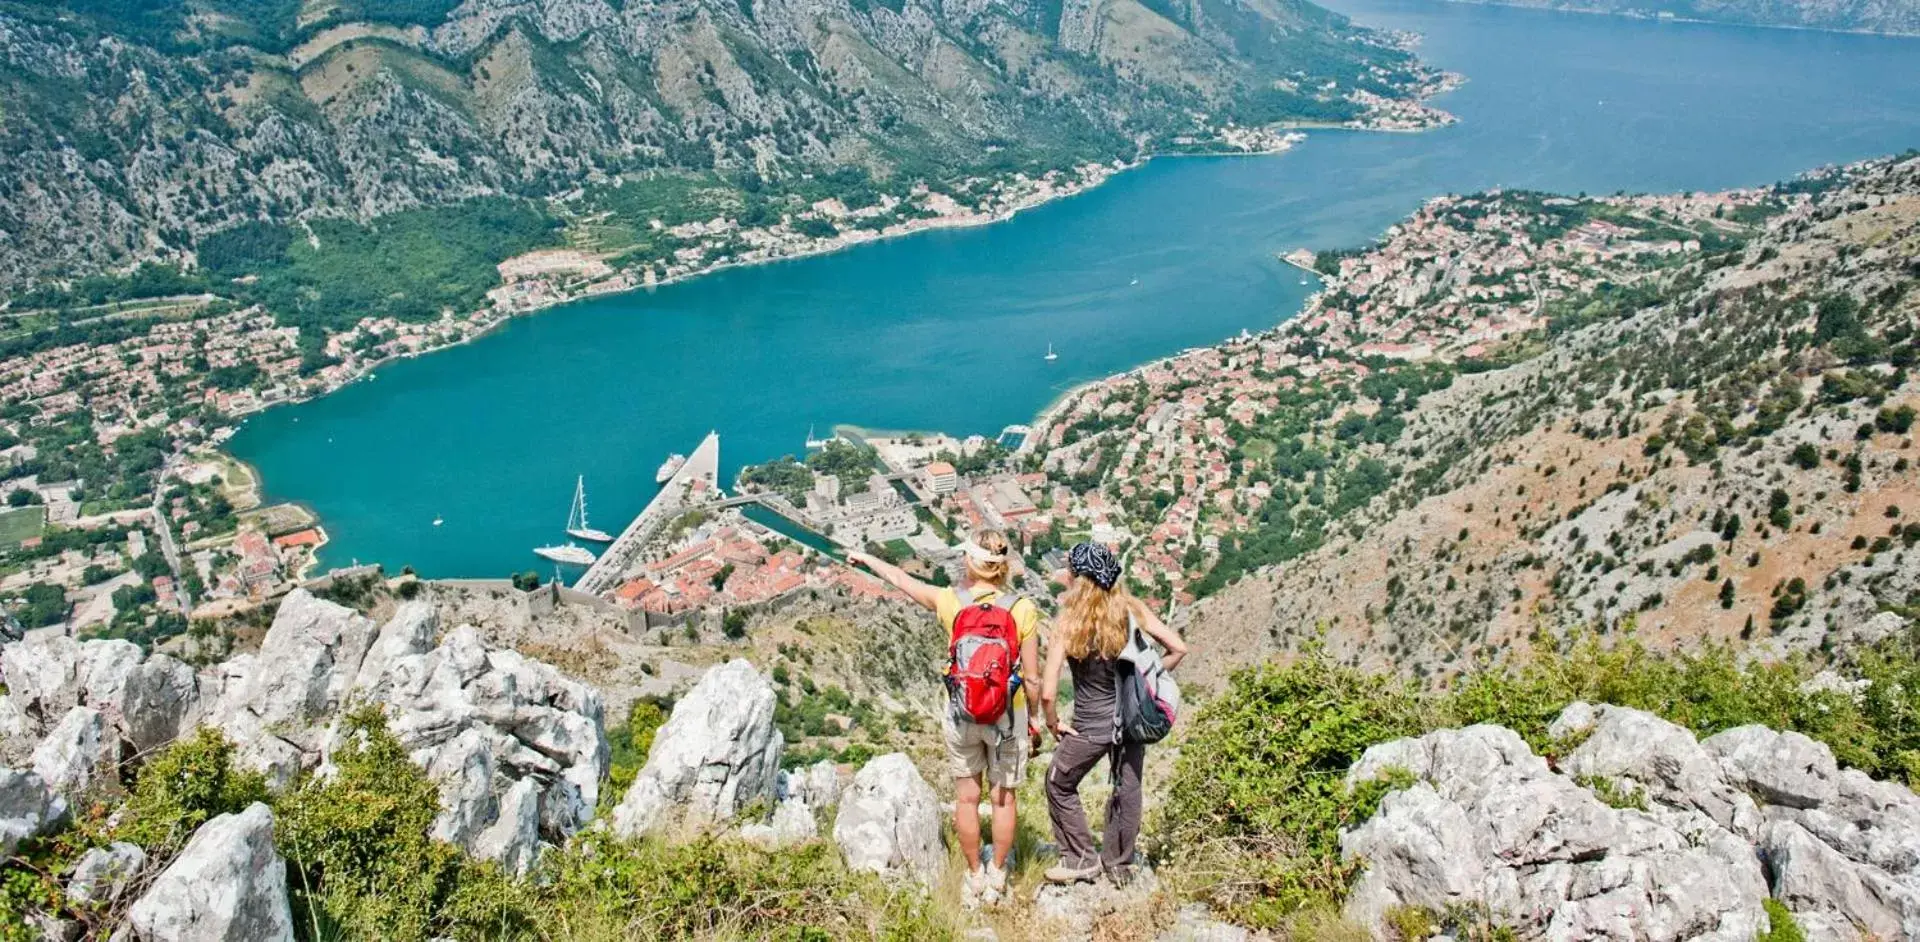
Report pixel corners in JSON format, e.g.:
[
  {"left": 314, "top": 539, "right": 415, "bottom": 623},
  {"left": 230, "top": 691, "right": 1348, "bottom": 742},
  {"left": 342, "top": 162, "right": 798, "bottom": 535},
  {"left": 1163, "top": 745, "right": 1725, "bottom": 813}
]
[{"left": 573, "top": 431, "right": 721, "bottom": 595}]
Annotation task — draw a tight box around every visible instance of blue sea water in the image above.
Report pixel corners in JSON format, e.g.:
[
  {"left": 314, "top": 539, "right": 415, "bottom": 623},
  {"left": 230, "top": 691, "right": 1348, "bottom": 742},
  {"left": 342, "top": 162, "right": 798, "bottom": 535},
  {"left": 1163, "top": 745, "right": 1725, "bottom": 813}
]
[{"left": 228, "top": 0, "right": 1920, "bottom": 577}]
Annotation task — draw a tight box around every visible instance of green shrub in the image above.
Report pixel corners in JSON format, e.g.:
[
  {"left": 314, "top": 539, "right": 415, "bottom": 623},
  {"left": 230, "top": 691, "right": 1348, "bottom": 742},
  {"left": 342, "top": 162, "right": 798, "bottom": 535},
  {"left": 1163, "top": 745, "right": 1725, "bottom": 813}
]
[
  {"left": 1757, "top": 898, "right": 1806, "bottom": 942},
  {"left": 116, "top": 728, "right": 269, "bottom": 852},
  {"left": 535, "top": 831, "right": 950, "bottom": 940},
  {"left": 1441, "top": 633, "right": 1884, "bottom": 773},
  {"left": 1156, "top": 651, "right": 1427, "bottom": 926},
  {"left": 276, "top": 707, "right": 529, "bottom": 942}
]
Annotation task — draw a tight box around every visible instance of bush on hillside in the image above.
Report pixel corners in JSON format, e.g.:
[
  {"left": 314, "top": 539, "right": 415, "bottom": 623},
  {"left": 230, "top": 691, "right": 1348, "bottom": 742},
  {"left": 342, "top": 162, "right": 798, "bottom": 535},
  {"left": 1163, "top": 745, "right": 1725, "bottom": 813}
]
[
  {"left": 276, "top": 707, "right": 528, "bottom": 942},
  {"left": 1155, "top": 651, "right": 1427, "bottom": 926},
  {"left": 533, "top": 832, "right": 950, "bottom": 940},
  {"left": 1156, "top": 625, "right": 1920, "bottom": 927},
  {"left": 1443, "top": 629, "right": 1915, "bottom": 783},
  {"left": 116, "top": 727, "right": 270, "bottom": 852}
]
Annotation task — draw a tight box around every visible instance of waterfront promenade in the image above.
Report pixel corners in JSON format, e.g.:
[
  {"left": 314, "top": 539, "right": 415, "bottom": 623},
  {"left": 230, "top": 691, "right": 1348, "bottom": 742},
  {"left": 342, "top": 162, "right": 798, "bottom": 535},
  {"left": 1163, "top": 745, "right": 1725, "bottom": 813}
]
[{"left": 574, "top": 432, "right": 720, "bottom": 595}]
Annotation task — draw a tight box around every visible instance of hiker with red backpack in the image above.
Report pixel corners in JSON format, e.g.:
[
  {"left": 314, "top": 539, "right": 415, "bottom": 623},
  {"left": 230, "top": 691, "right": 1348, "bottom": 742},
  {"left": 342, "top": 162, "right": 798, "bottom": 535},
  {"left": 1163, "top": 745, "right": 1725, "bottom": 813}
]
[
  {"left": 849, "top": 529, "right": 1041, "bottom": 908},
  {"left": 1039, "top": 541, "right": 1187, "bottom": 887}
]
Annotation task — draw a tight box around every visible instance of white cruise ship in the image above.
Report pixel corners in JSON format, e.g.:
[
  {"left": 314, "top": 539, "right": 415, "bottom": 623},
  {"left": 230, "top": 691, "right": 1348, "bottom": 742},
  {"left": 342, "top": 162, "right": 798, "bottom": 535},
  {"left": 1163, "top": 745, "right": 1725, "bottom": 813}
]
[
  {"left": 534, "top": 543, "right": 597, "bottom": 566},
  {"left": 656, "top": 453, "right": 687, "bottom": 483}
]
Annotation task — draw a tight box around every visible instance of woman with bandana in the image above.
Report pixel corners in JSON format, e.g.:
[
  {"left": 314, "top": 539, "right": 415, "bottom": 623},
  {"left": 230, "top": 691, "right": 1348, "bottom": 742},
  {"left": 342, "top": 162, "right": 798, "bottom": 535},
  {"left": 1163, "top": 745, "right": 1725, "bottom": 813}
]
[{"left": 1039, "top": 541, "right": 1187, "bottom": 886}]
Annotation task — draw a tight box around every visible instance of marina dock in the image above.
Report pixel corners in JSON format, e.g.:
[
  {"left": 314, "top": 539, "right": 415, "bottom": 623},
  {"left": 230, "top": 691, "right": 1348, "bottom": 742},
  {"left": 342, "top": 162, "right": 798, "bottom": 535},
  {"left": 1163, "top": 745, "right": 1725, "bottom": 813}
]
[{"left": 573, "top": 431, "right": 721, "bottom": 595}]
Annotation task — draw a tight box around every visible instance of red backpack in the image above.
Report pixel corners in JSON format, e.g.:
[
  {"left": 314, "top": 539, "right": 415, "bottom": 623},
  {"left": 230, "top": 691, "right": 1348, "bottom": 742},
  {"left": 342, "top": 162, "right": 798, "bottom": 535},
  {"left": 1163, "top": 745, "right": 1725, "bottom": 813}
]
[{"left": 946, "top": 588, "right": 1023, "bottom": 726}]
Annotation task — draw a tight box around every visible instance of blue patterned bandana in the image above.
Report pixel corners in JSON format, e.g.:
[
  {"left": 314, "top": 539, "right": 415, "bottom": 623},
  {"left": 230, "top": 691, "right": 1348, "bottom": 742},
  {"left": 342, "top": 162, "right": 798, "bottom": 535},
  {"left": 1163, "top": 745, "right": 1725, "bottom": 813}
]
[{"left": 1068, "top": 541, "right": 1121, "bottom": 591}]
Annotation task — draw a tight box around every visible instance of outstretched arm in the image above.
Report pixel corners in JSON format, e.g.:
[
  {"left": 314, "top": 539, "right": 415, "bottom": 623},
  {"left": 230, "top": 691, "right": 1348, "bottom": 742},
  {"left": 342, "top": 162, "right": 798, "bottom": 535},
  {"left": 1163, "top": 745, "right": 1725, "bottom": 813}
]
[
  {"left": 1134, "top": 602, "right": 1188, "bottom": 671},
  {"left": 847, "top": 551, "right": 942, "bottom": 611}
]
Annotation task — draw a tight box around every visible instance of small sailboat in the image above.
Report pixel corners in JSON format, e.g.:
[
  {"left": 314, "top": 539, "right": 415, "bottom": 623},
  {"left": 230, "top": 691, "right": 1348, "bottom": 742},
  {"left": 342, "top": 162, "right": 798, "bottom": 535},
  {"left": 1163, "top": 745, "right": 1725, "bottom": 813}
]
[
  {"left": 1045, "top": 342, "right": 1059, "bottom": 362},
  {"left": 565, "top": 476, "right": 614, "bottom": 542},
  {"left": 805, "top": 425, "right": 832, "bottom": 450},
  {"left": 1129, "top": 277, "right": 1140, "bottom": 286},
  {"left": 432, "top": 515, "right": 444, "bottom": 527}
]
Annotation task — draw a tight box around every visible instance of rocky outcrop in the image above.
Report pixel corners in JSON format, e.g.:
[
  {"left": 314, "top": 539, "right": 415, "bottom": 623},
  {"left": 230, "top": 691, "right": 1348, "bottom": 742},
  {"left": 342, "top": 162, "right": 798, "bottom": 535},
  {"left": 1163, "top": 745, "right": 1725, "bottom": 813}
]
[
  {"left": 30, "top": 706, "right": 112, "bottom": 797},
  {"left": 611, "top": 659, "right": 781, "bottom": 838},
  {"left": 65, "top": 840, "right": 147, "bottom": 907},
  {"left": 1342, "top": 706, "right": 1920, "bottom": 942},
  {"left": 0, "top": 767, "right": 67, "bottom": 855},
  {"left": 123, "top": 802, "right": 294, "bottom": 942},
  {"left": 0, "top": 635, "right": 198, "bottom": 770},
  {"left": 832, "top": 752, "right": 943, "bottom": 883},
  {"left": 0, "top": 591, "right": 606, "bottom": 882},
  {"left": 185, "top": 594, "right": 608, "bottom": 873},
  {"left": 205, "top": 589, "right": 377, "bottom": 787}
]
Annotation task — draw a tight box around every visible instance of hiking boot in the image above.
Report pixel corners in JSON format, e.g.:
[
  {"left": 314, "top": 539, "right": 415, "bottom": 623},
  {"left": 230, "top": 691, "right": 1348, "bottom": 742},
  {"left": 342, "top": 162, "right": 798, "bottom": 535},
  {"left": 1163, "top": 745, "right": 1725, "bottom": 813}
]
[
  {"left": 981, "top": 861, "right": 1009, "bottom": 905},
  {"left": 1043, "top": 859, "right": 1100, "bottom": 884},
  {"left": 960, "top": 867, "right": 988, "bottom": 910}
]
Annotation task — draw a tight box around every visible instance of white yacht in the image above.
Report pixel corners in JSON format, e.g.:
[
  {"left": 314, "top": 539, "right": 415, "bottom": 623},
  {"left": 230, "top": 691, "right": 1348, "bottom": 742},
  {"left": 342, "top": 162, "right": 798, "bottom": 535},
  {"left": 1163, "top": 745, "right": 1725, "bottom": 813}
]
[
  {"left": 534, "top": 543, "right": 596, "bottom": 566},
  {"left": 656, "top": 453, "right": 687, "bottom": 484},
  {"left": 564, "top": 476, "right": 614, "bottom": 542},
  {"left": 1045, "top": 342, "right": 1059, "bottom": 362}
]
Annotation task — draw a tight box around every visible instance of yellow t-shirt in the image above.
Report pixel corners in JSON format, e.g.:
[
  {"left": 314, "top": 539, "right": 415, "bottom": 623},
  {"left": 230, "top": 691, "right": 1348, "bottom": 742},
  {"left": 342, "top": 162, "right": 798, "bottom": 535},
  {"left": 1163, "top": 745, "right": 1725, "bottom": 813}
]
[{"left": 936, "top": 584, "right": 1040, "bottom": 711}]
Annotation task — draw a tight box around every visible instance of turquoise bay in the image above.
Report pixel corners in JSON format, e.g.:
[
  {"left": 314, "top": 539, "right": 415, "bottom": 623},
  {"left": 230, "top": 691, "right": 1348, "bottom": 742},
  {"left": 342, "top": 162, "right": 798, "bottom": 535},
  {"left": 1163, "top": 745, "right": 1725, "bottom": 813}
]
[{"left": 229, "top": 0, "right": 1920, "bottom": 578}]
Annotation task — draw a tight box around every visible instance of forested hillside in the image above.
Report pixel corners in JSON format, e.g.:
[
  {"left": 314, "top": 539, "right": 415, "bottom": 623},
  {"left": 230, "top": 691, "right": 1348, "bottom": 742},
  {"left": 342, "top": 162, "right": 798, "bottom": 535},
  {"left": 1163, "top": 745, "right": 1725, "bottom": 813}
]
[{"left": 1177, "top": 153, "right": 1920, "bottom": 685}]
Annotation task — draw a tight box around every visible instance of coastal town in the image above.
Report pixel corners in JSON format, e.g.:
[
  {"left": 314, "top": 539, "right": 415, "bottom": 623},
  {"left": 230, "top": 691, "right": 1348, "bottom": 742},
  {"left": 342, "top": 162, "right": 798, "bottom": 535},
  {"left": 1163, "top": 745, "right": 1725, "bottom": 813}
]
[
  {"left": 493, "top": 176, "right": 1789, "bottom": 627},
  {"left": 15, "top": 107, "right": 1769, "bottom": 646}
]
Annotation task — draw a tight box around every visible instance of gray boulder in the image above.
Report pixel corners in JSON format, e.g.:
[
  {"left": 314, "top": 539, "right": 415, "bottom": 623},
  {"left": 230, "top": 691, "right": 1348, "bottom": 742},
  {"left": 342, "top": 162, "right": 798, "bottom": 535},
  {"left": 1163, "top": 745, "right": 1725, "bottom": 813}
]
[
  {"left": 65, "top": 840, "right": 147, "bottom": 907},
  {"left": 1702, "top": 725, "right": 1839, "bottom": 810},
  {"left": 741, "top": 796, "right": 819, "bottom": 849},
  {"left": 206, "top": 590, "right": 376, "bottom": 786},
  {"left": 31, "top": 706, "right": 112, "bottom": 797},
  {"left": 118, "top": 654, "right": 200, "bottom": 755},
  {"left": 1342, "top": 724, "right": 1769, "bottom": 941},
  {"left": 0, "top": 767, "right": 67, "bottom": 855},
  {"left": 472, "top": 777, "right": 543, "bottom": 876},
  {"left": 785, "top": 759, "right": 842, "bottom": 810},
  {"left": 1158, "top": 904, "right": 1252, "bottom": 942},
  {"left": 611, "top": 659, "right": 780, "bottom": 838},
  {"left": 832, "top": 753, "right": 943, "bottom": 882},
  {"left": 123, "top": 802, "right": 293, "bottom": 942},
  {"left": 0, "top": 633, "right": 84, "bottom": 728},
  {"left": 1552, "top": 702, "right": 1762, "bottom": 836},
  {"left": 0, "top": 635, "right": 200, "bottom": 766}
]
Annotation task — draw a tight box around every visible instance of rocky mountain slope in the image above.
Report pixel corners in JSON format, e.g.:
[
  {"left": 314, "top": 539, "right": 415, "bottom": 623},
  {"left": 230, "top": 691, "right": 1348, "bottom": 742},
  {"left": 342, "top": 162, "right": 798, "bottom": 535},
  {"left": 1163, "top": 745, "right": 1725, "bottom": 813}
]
[
  {"left": 0, "top": 0, "right": 1438, "bottom": 293},
  {"left": 1177, "top": 154, "right": 1920, "bottom": 685},
  {"left": 1452, "top": 0, "right": 1920, "bottom": 35}
]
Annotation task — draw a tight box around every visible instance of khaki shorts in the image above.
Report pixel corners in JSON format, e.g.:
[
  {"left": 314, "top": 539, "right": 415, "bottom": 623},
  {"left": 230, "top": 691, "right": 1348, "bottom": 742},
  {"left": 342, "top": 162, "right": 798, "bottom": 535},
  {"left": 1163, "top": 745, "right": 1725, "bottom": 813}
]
[{"left": 944, "top": 705, "right": 1029, "bottom": 789}]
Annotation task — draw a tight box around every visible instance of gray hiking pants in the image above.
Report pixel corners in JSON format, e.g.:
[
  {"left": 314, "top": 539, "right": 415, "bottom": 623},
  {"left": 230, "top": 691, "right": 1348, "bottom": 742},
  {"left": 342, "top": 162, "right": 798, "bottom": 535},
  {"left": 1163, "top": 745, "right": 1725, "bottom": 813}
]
[{"left": 1045, "top": 732, "right": 1146, "bottom": 873}]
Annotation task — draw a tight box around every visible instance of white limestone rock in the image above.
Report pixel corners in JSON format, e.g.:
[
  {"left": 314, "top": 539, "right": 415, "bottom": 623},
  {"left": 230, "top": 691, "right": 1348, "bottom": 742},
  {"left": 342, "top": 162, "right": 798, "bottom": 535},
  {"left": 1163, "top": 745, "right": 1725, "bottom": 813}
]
[
  {"left": 472, "top": 776, "right": 543, "bottom": 876},
  {"left": 123, "top": 802, "right": 294, "bottom": 942},
  {"left": 65, "top": 840, "right": 147, "bottom": 907},
  {"left": 1341, "top": 723, "right": 1769, "bottom": 941},
  {"left": 1702, "top": 725, "right": 1839, "bottom": 810},
  {"left": 785, "top": 759, "right": 842, "bottom": 810},
  {"left": 206, "top": 589, "right": 376, "bottom": 785},
  {"left": 0, "top": 767, "right": 67, "bottom": 855},
  {"left": 117, "top": 653, "right": 200, "bottom": 755},
  {"left": 832, "top": 753, "right": 943, "bottom": 882},
  {"left": 31, "top": 706, "right": 112, "bottom": 797},
  {"left": 1553, "top": 702, "right": 1762, "bottom": 836},
  {"left": 0, "top": 633, "right": 84, "bottom": 728},
  {"left": 741, "top": 796, "right": 819, "bottom": 849},
  {"left": 611, "top": 659, "right": 780, "bottom": 838}
]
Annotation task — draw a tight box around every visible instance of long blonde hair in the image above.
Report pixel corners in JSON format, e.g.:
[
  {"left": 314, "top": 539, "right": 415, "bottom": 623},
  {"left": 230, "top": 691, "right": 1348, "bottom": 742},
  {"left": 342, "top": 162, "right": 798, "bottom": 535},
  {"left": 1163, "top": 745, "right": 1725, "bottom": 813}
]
[
  {"left": 1058, "top": 574, "right": 1134, "bottom": 660},
  {"left": 965, "top": 529, "right": 1012, "bottom": 587}
]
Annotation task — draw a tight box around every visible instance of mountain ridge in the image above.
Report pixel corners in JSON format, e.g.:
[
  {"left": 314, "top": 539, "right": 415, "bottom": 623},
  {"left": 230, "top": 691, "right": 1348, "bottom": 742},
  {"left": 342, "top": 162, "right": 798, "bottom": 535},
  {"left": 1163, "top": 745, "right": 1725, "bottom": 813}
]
[{"left": 0, "top": 0, "right": 1446, "bottom": 296}]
